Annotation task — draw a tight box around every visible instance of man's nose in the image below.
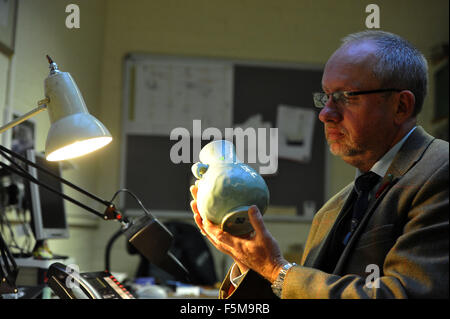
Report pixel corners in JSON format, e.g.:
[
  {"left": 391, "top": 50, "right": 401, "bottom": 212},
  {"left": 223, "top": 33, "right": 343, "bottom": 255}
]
[{"left": 318, "top": 99, "right": 342, "bottom": 123}]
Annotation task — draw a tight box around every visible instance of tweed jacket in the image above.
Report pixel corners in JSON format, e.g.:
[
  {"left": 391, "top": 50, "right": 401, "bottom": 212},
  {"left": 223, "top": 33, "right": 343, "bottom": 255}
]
[{"left": 219, "top": 126, "right": 449, "bottom": 299}]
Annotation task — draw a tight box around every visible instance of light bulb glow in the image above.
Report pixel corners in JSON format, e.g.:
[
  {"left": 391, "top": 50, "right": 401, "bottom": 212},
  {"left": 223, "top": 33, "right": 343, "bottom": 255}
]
[{"left": 46, "top": 136, "right": 112, "bottom": 161}]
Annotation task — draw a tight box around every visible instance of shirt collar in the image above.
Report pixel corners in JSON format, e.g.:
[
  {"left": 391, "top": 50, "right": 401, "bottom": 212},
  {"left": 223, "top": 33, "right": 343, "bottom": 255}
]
[{"left": 356, "top": 126, "right": 417, "bottom": 179}]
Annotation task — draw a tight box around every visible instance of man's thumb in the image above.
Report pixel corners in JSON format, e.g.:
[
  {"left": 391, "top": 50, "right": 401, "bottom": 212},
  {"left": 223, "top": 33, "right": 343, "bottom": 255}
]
[{"left": 248, "top": 205, "right": 265, "bottom": 233}]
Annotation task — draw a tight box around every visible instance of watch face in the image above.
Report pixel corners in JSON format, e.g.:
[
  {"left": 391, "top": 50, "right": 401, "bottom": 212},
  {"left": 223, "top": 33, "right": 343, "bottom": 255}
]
[{"left": 287, "top": 262, "right": 296, "bottom": 268}]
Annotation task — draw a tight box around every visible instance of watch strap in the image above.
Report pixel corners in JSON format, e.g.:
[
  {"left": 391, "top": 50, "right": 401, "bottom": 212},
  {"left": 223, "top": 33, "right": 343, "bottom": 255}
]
[{"left": 271, "top": 262, "right": 297, "bottom": 298}]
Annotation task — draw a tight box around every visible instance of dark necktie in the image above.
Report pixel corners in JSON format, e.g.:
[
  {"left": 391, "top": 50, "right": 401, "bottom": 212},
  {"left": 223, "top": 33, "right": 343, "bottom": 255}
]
[{"left": 342, "top": 171, "right": 381, "bottom": 245}]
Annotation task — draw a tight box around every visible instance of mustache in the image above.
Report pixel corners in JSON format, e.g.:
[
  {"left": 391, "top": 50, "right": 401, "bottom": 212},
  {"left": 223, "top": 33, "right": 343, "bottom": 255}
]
[{"left": 324, "top": 125, "right": 346, "bottom": 135}]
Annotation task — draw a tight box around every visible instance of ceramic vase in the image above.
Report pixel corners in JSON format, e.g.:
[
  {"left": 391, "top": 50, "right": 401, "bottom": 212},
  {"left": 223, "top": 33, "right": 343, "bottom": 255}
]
[{"left": 191, "top": 140, "right": 269, "bottom": 236}]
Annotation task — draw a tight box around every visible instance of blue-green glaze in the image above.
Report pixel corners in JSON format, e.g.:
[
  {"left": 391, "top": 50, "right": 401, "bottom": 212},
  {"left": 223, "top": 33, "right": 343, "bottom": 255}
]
[{"left": 191, "top": 140, "right": 270, "bottom": 236}]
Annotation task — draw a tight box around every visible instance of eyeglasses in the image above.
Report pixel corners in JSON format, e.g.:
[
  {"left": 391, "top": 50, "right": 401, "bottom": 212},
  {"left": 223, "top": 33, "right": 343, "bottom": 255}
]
[{"left": 313, "top": 88, "right": 403, "bottom": 108}]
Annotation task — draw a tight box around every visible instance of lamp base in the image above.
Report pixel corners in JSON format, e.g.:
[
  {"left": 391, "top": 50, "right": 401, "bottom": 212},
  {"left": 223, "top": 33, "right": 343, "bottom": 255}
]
[{"left": 124, "top": 215, "right": 190, "bottom": 282}]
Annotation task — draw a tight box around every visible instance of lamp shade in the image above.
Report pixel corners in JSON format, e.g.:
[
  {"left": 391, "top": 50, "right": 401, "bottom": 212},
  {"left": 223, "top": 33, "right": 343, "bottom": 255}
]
[{"left": 44, "top": 68, "right": 112, "bottom": 161}]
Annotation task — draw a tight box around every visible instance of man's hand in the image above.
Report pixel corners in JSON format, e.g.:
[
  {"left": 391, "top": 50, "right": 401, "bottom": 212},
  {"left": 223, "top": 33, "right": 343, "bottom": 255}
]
[{"left": 190, "top": 182, "right": 288, "bottom": 283}]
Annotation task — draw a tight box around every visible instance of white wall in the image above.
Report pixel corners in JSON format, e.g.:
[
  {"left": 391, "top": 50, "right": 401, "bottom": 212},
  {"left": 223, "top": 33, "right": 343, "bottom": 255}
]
[{"left": 1, "top": 0, "right": 107, "bottom": 269}]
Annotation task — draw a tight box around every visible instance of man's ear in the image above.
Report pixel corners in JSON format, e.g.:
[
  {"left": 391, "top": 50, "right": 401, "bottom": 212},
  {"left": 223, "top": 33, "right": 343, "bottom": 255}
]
[{"left": 394, "top": 90, "right": 416, "bottom": 125}]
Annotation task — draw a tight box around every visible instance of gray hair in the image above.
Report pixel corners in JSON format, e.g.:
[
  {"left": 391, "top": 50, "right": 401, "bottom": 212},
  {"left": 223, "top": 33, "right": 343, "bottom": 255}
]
[{"left": 341, "top": 30, "right": 428, "bottom": 116}]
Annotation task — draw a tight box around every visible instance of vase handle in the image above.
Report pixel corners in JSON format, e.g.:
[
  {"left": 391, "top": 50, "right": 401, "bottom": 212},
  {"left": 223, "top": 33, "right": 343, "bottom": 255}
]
[{"left": 192, "top": 162, "right": 209, "bottom": 179}]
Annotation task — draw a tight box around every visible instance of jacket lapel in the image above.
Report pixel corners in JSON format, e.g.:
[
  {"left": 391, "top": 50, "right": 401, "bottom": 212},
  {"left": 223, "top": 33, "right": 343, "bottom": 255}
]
[
  {"left": 384, "top": 126, "right": 435, "bottom": 178},
  {"left": 302, "top": 185, "right": 354, "bottom": 269},
  {"left": 332, "top": 177, "right": 398, "bottom": 273}
]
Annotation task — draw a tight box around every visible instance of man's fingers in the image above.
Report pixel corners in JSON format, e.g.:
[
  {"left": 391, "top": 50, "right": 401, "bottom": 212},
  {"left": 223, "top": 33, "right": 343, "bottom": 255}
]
[
  {"left": 189, "top": 195, "right": 237, "bottom": 258},
  {"left": 194, "top": 214, "right": 234, "bottom": 255},
  {"left": 189, "top": 196, "right": 250, "bottom": 260},
  {"left": 190, "top": 199, "right": 198, "bottom": 214},
  {"left": 190, "top": 184, "right": 198, "bottom": 200},
  {"left": 202, "top": 218, "right": 238, "bottom": 248},
  {"left": 190, "top": 200, "right": 223, "bottom": 245},
  {"left": 190, "top": 200, "right": 202, "bottom": 229},
  {"left": 190, "top": 200, "right": 207, "bottom": 236}
]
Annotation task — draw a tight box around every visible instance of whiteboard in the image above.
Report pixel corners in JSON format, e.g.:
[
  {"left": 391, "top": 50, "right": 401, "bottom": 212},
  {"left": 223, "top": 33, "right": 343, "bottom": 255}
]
[{"left": 124, "top": 55, "right": 233, "bottom": 136}]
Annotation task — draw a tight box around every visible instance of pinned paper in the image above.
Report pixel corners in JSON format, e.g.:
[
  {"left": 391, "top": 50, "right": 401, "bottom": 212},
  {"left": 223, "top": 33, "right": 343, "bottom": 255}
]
[
  {"left": 234, "top": 114, "right": 278, "bottom": 175},
  {"left": 276, "top": 104, "right": 316, "bottom": 163}
]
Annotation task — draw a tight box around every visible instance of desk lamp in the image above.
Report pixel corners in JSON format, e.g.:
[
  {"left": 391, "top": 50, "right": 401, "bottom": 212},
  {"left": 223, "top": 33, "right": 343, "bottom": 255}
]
[
  {"left": 0, "top": 57, "right": 189, "bottom": 296},
  {"left": 0, "top": 55, "right": 112, "bottom": 161}
]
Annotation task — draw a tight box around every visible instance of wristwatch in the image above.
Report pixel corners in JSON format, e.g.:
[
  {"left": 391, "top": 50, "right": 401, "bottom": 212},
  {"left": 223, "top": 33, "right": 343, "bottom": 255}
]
[{"left": 271, "top": 262, "right": 297, "bottom": 298}]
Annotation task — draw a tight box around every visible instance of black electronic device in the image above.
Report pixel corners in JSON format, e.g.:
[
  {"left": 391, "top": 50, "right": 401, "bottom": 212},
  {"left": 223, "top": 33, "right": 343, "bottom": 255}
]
[
  {"left": 47, "top": 262, "right": 135, "bottom": 299},
  {"left": 124, "top": 214, "right": 190, "bottom": 283}
]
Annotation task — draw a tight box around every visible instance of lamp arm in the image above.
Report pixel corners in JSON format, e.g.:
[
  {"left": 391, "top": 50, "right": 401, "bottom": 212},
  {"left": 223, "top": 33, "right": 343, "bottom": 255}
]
[
  {"left": 0, "top": 159, "right": 105, "bottom": 219},
  {"left": 0, "top": 144, "right": 112, "bottom": 208},
  {"left": 0, "top": 99, "right": 48, "bottom": 134},
  {"left": 0, "top": 145, "right": 123, "bottom": 222}
]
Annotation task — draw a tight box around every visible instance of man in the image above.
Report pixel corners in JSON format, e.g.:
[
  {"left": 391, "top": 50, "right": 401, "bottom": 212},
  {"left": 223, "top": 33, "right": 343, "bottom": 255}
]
[{"left": 190, "top": 31, "right": 449, "bottom": 298}]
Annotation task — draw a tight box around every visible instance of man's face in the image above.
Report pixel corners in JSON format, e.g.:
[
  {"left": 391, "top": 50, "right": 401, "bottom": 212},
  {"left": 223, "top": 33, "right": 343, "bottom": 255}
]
[{"left": 319, "top": 41, "right": 399, "bottom": 170}]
